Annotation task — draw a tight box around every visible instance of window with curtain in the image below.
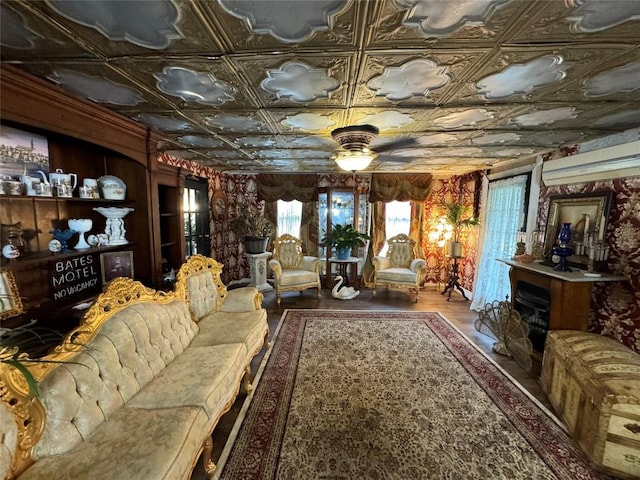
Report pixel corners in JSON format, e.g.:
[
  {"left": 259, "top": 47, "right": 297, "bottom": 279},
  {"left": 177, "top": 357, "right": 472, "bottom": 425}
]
[
  {"left": 183, "top": 177, "right": 210, "bottom": 258},
  {"left": 470, "top": 175, "right": 528, "bottom": 311},
  {"left": 277, "top": 199, "right": 302, "bottom": 237},
  {"left": 380, "top": 201, "right": 411, "bottom": 256}
]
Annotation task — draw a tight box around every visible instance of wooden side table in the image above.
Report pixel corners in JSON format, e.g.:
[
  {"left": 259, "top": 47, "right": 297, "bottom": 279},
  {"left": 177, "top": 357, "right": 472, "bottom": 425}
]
[
  {"left": 328, "top": 256, "right": 360, "bottom": 288},
  {"left": 441, "top": 255, "right": 468, "bottom": 301}
]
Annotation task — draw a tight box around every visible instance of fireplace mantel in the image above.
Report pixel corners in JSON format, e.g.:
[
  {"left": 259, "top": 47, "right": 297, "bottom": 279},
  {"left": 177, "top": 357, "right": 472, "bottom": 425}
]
[
  {"left": 498, "top": 259, "right": 625, "bottom": 283},
  {"left": 498, "top": 259, "right": 626, "bottom": 356}
]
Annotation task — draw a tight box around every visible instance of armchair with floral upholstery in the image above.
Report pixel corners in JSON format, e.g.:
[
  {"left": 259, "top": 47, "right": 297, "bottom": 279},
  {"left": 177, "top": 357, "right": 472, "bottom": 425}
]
[
  {"left": 269, "top": 234, "right": 322, "bottom": 305},
  {"left": 372, "top": 233, "right": 426, "bottom": 302}
]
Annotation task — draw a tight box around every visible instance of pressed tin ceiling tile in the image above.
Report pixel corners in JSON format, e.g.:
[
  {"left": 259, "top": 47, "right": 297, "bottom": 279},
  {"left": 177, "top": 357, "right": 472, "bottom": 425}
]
[{"left": 1, "top": 0, "right": 639, "bottom": 176}]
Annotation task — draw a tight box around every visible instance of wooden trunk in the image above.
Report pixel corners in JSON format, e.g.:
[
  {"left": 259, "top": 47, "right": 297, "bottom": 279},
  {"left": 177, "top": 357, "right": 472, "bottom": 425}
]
[{"left": 541, "top": 330, "right": 640, "bottom": 479}]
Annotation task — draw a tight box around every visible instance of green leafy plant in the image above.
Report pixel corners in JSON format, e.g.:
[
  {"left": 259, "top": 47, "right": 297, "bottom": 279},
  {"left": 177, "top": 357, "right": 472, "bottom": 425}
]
[
  {"left": 229, "top": 204, "right": 275, "bottom": 239},
  {"left": 442, "top": 202, "right": 480, "bottom": 242},
  {"left": 321, "top": 223, "right": 370, "bottom": 251},
  {"left": 0, "top": 325, "right": 67, "bottom": 399},
  {"left": 1, "top": 313, "right": 90, "bottom": 400}
]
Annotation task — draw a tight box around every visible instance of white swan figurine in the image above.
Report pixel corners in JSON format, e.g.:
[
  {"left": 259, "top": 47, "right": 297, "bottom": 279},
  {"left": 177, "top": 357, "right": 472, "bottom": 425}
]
[{"left": 332, "top": 275, "right": 360, "bottom": 300}]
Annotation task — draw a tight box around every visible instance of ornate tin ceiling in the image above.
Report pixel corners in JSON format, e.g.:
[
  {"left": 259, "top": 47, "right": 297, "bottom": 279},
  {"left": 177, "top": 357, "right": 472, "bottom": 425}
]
[{"left": 1, "top": 0, "right": 639, "bottom": 176}]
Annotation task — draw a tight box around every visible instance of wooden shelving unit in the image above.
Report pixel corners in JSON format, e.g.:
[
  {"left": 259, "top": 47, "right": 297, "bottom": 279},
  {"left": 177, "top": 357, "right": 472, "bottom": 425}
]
[
  {"left": 151, "top": 164, "right": 185, "bottom": 287},
  {"left": 0, "top": 64, "right": 175, "bottom": 329}
]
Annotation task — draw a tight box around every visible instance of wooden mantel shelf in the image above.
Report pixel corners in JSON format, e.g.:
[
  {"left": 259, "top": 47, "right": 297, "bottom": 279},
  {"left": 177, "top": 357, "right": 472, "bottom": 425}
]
[{"left": 498, "top": 259, "right": 626, "bottom": 283}]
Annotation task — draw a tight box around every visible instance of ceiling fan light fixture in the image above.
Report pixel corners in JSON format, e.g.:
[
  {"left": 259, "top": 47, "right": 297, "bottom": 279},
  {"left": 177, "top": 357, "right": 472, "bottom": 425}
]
[
  {"left": 334, "top": 150, "right": 374, "bottom": 171},
  {"left": 331, "top": 124, "right": 379, "bottom": 150}
]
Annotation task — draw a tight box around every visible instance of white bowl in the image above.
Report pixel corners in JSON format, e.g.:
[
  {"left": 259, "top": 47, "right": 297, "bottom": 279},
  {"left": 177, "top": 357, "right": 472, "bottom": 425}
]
[
  {"left": 68, "top": 218, "right": 93, "bottom": 233},
  {"left": 101, "top": 185, "right": 126, "bottom": 200},
  {"left": 97, "top": 175, "right": 125, "bottom": 188}
]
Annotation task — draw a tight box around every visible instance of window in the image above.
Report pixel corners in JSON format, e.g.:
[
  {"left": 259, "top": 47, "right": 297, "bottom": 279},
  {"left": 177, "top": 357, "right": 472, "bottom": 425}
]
[
  {"left": 183, "top": 177, "right": 210, "bottom": 257},
  {"left": 380, "top": 201, "right": 411, "bottom": 256},
  {"left": 470, "top": 175, "right": 528, "bottom": 310},
  {"left": 277, "top": 199, "right": 302, "bottom": 237}
]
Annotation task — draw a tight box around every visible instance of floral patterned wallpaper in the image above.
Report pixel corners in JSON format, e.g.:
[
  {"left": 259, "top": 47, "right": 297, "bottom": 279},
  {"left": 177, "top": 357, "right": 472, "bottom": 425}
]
[
  {"left": 538, "top": 150, "right": 640, "bottom": 353},
  {"left": 156, "top": 157, "right": 481, "bottom": 290},
  {"left": 160, "top": 140, "right": 638, "bottom": 353},
  {"left": 421, "top": 174, "right": 481, "bottom": 292}
]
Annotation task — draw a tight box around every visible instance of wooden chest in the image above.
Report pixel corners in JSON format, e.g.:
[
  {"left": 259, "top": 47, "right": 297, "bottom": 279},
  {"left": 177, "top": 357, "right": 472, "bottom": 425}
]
[{"left": 541, "top": 330, "right": 640, "bottom": 479}]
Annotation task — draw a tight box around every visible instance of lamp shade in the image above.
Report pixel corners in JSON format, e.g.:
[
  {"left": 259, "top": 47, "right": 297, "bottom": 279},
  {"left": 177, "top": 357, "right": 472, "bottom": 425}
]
[{"left": 334, "top": 151, "right": 374, "bottom": 171}]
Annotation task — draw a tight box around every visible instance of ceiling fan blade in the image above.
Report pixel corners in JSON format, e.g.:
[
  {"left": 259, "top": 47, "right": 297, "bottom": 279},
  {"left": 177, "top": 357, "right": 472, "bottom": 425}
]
[
  {"left": 374, "top": 137, "right": 418, "bottom": 153},
  {"left": 376, "top": 154, "right": 413, "bottom": 163}
]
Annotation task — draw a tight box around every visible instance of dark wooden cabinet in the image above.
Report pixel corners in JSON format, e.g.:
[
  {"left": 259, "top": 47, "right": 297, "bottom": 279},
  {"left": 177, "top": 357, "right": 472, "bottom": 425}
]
[
  {"left": 150, "top": 164, "right": 185, "bottom": 287},
  {"left": 0, "top": 65, "right": 172, "bottom": 325}
]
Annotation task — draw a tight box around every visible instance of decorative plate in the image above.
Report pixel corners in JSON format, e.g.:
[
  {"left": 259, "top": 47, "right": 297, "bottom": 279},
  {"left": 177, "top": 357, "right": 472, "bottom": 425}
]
[{"left": 97, "top": 175, "right": 126, "bottom": 189}]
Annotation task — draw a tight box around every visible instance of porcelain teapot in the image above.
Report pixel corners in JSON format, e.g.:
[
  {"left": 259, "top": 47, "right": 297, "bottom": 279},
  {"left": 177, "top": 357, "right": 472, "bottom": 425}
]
[
  {"left": 21, "top": 175, "right": 40, "bottom": 196},
  {"left": 49, "top": 168, "right": 77, "bottom": 190}
]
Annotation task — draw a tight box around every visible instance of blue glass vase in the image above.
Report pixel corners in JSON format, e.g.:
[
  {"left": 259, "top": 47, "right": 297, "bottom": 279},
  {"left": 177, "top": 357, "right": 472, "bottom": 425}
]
[
  {"left": 558, "top": 222, "right": 572, "bottom": 247},
  {"left": 553, "top": 222, "right": 573, "bottom": 272}
]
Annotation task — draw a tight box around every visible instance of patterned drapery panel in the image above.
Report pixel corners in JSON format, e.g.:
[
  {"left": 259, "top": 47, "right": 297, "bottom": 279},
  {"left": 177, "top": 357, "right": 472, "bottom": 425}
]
[
  {"left": 362, "top": 202, "right": 387, "bottom": 287},
  {"left": 369, "top": 174, "right": 433, "bottom": 203},
  {"left": 410, "top": 201, "right": 427, "bottom": 262},
  {"left": 300, "top": 201, "right": 319, "bottom": 257},
  {"left": 257, "top": 174, "right": 318, "bottom": 202}
]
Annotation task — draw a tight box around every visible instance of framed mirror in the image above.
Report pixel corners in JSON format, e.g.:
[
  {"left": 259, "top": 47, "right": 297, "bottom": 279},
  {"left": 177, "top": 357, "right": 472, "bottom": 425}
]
[
  {"left": 543, "top": 191, "right": 613, "bottom": 270},
  {"left": 0, "top": 268, "right": 24, "bottom": 320}
]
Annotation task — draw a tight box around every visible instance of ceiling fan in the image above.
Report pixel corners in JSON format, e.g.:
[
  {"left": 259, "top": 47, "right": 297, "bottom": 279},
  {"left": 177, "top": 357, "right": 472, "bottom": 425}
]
[{"left": 330, "top": 124, "right": 417, "bottom": 171}]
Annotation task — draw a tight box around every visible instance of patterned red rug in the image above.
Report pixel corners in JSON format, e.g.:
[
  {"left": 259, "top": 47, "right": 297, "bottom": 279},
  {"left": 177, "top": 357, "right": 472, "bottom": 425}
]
[{"left": 216, "top": 310, "right": 607, "bottom": 480}]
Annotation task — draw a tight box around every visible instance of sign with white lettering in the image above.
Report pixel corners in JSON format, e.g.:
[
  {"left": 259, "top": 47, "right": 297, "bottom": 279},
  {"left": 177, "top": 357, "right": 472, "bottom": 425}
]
[{"left": 50, "top": 253, "right": 100, "bottom": 300}]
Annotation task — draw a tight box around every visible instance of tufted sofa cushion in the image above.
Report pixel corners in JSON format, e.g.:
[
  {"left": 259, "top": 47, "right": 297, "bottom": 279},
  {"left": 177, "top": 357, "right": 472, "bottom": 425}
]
[
  {"left": 0, "top": 401, "right": 17, "bottom": 480},
  {"left": 187, "top": 270, "right": 220, "bottom": 320},
  {"left": 192, "top": 310, "right": 268, "bottom": 357},
  {"left": 32, "top": 299, "right": 197, "bottom": 459},
  {"left": 127, "top": 343, "right": 246, "bottom": 416},
  {"left": 19, "top": 406, "right": 208, "bottom": 480}
]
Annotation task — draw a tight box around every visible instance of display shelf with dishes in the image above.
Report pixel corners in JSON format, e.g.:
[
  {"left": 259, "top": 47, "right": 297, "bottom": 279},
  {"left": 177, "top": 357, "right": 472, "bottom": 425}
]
[
  {"left": 0, "top": 243, "right": 138, "bottom": 268},
  {"left": 0, "top": 65, "right": 187, "bottom": 330}
]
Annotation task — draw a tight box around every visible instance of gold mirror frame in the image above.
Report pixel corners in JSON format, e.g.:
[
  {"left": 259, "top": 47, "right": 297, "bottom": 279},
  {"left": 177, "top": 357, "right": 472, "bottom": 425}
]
[
  {"left": 543, "top": 191, "right": 613, "bottom": 270},
  {"left": 0, "top": 268, "right": 23, "bottom": 320}
]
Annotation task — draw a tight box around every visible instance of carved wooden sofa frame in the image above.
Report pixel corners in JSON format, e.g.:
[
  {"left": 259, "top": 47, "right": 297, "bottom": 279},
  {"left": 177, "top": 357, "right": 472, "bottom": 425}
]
[{"left": 0, "top": 255, "right": 268, "bottom": 480}]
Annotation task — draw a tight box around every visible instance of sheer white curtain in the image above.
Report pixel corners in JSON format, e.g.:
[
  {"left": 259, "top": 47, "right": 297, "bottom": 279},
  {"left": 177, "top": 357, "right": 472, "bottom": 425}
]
[
  {"left": 380, "top": 201, "right": 411, "bottom": 256},
  {"left": 470, "top": 175, "right": 528, "bottom": 311},
  {"left": 277, "top": 200, "right": 302, "bottom": 237}
]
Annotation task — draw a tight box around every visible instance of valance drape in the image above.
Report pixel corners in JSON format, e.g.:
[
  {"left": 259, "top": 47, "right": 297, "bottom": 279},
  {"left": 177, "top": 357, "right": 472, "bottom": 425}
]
[
  {"left": 368, "top": 173, "right": 433, "bottom": 203},
  {"left": 257, "top": 174, "right": 318, "bottom": 202}
]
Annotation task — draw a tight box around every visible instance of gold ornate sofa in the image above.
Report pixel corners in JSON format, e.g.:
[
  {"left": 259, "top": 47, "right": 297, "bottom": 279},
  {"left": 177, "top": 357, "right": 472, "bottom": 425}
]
[
  {"left": 268, "top": 234, "right": 321, "bottom": 305},
  {"left": 0, "top": 255, "right": 268, "bottom": 480},
  {"left": 372, "top": 234, "right": 426, "bottom": 302},
  {"left": 541, "top": 330, "right": 640, "bottom": 479}
]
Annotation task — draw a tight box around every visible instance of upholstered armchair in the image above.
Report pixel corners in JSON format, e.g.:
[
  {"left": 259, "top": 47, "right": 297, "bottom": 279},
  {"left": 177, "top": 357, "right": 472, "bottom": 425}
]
[
  {"left": 269, "top": 234, "right": 322, "bottom": 305},
  {"left": 372, "top": 233, "right": 426, "bottom": 302}
]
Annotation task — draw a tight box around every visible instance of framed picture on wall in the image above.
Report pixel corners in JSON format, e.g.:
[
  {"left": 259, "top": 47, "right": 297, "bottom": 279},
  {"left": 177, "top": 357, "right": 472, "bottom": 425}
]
[
  {"left": 543, "top": 191, "right": 613, "bottom": 269},
  {"left": 100, "top": 251, "right": 134, "bottom": 284},
  {"left": 0, "top": 268, "right": 24, "bottom": 320},
  {"left": 0, "top": 124, "right": 50, "bottom": 178}
]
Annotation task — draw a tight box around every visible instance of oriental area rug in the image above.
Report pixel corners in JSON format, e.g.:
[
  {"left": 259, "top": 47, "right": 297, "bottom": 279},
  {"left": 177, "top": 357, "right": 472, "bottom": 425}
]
[{"left": 215, "top": 310, "right": 606, "bottom": 480}]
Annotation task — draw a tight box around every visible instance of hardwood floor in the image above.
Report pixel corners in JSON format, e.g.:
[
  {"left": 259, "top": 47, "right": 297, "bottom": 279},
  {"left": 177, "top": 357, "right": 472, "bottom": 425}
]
[{"left": 192, "top": 284, "right": 554, "bottom": 479}]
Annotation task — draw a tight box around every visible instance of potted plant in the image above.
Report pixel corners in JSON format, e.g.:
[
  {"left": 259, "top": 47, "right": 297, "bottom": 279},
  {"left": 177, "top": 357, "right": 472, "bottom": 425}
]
[
  {"left": 229, "top": 204, "right": 276, "bottom": 254},
  {"left": 442, "top": 201, "right": 480, "bottom": 257},
  {"left": 321, "top": 223, "right": 370, "bottom": 260}
]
